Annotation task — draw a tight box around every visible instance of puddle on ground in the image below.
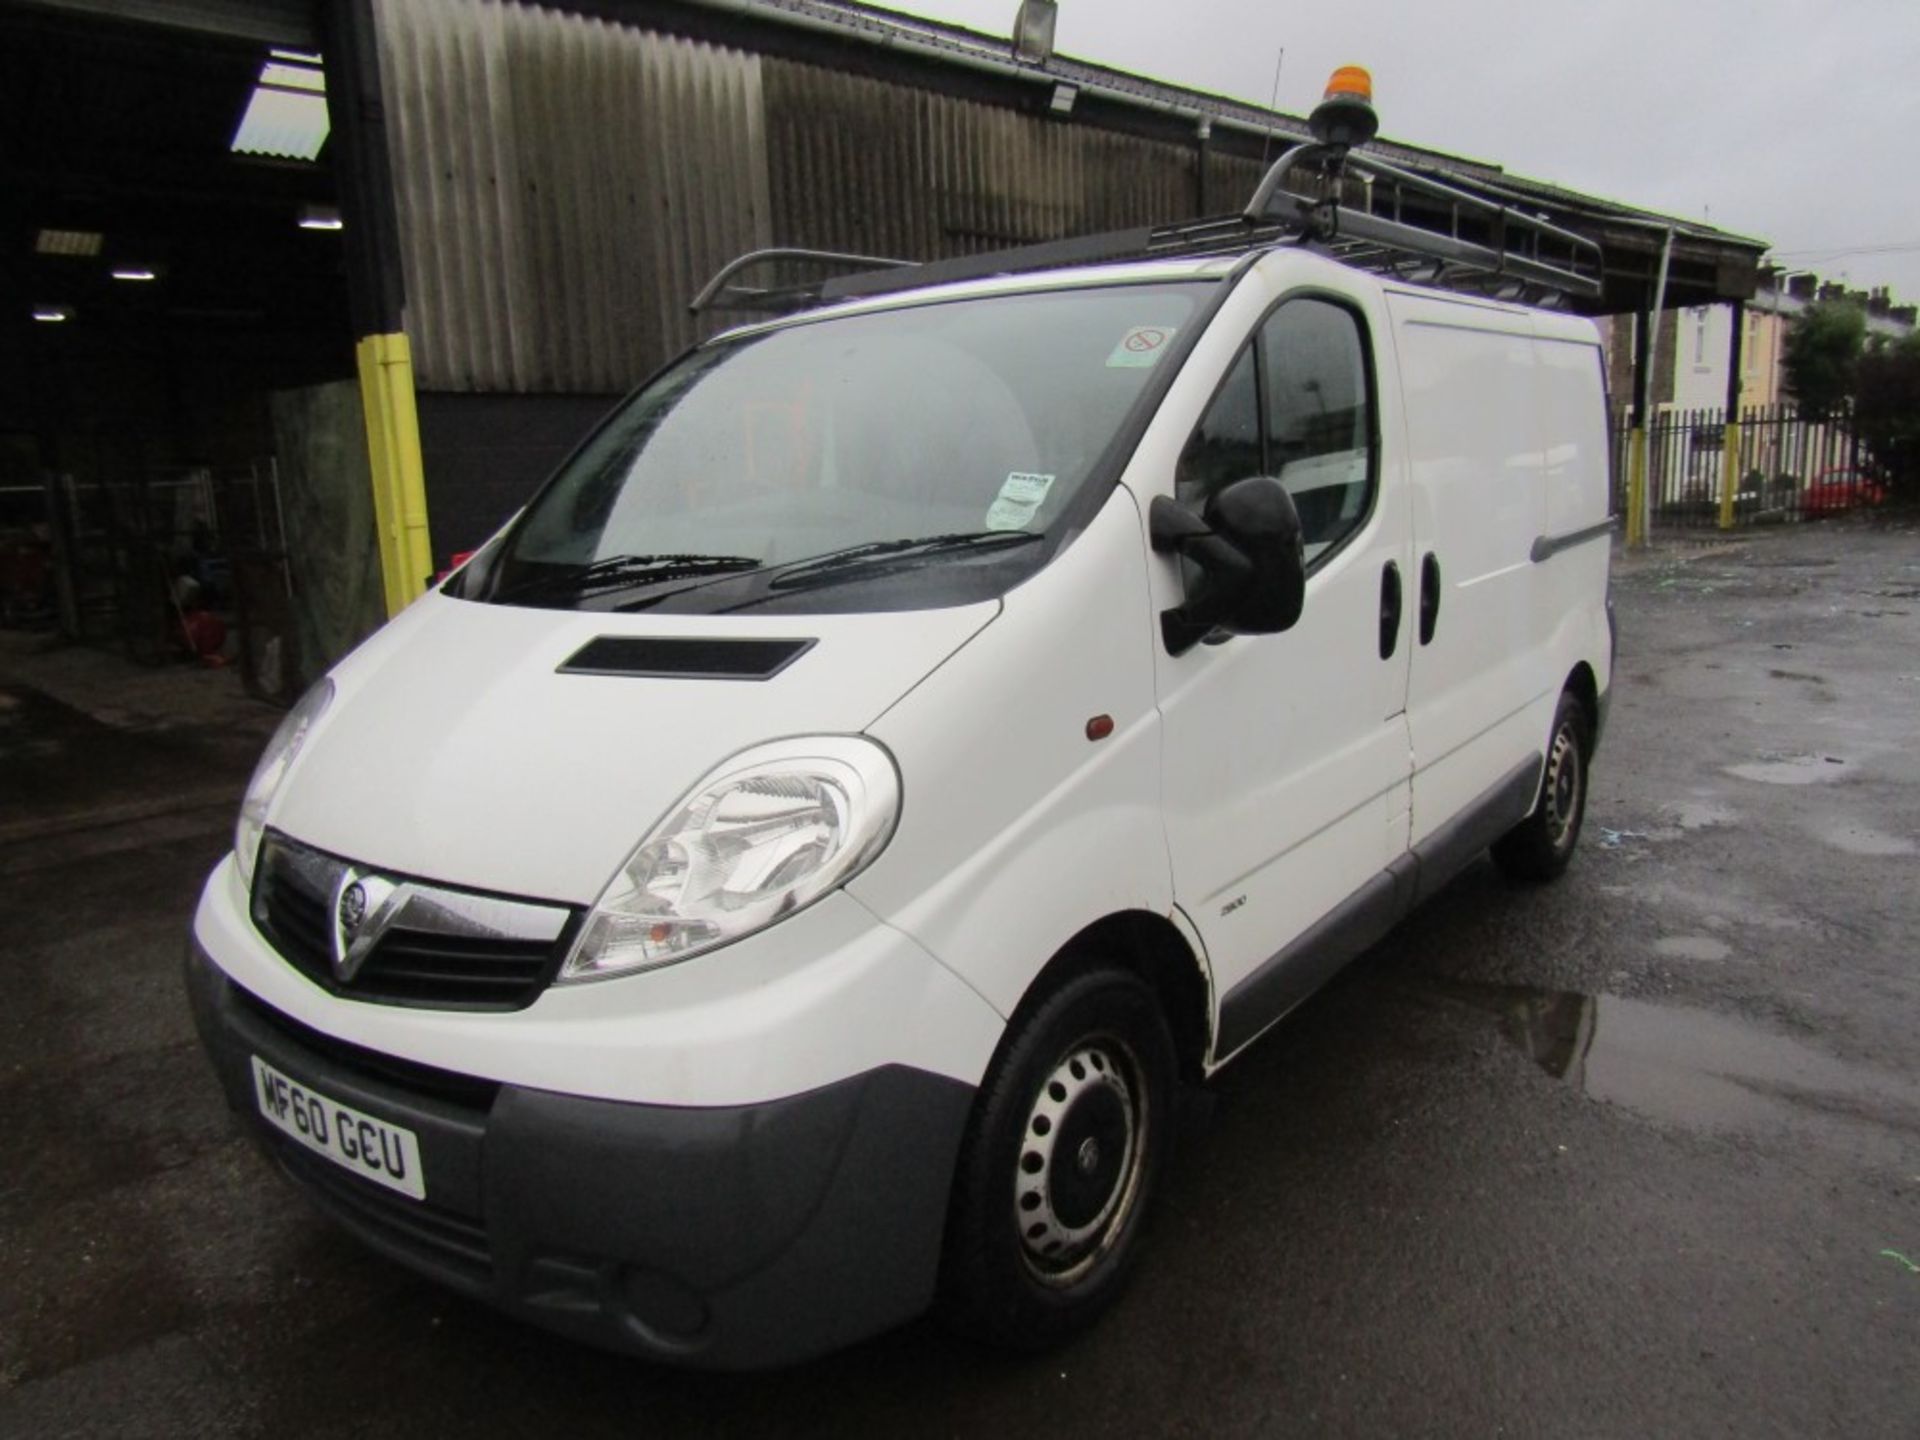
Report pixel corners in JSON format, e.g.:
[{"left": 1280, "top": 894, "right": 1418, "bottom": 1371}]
[
  {"left": 1593, "top": 879, "right": 1813, "bottom": 933},
  {"left": 1726, "top": 753, "right": 1854, "bottom": 786},
  {"left": 1666, "top": 798, "right": 1737, "bottom": 830},
  {"left": 1595, "top": 799, "right": 1736, "bottom": 852},
  {"left": 1413, "top": 978, "right": 1920, "bottom": 1139},
  {"left": 1650, "top": 935, "right": 1732, "bottom": 962},
  {"left": 1818, "top": 823, "right": 1917, "bottom": 858}
]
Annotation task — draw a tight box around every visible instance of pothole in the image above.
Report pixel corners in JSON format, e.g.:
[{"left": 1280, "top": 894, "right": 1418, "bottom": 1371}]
[
  {"left": 1726, "top": 753, "right": 1852, "bottom": 786},
  {"left": 1650, "top": 935, "right": 1733, "bottom": 962}
]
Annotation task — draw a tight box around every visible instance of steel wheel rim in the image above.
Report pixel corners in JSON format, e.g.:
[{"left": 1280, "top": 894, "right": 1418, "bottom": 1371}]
[
  {"left": 1013, "top": 1034, "right": 1147, "bottom": 1287},
  {"left": 1544, "top": 721, "right": 1582, "bottom": 851}
]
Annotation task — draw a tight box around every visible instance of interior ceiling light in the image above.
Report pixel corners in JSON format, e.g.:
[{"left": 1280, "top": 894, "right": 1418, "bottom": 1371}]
[
  {"left": 32, "top": 305, "right": 73, "bottom": 323},
  {"left": 231, "top": 55, "right": 329, "bottom": 160},
  {"left": 35, "top": 229, "right": 103, "bottom": 257},
  {"left": 297, "top": 204, "right": 343, "bottom": 231},
  {"left": 110, "top": 266, "right": 158, "bottom": 282}
]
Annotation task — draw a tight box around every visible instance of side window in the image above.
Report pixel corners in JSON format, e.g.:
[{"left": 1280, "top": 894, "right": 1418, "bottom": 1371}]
[
  {"left": 1175, "top": 346, "right": 1260, "bottom": 506},
  {"left": 1259, "top": 299, "right": 1374, "bottom": 559}
]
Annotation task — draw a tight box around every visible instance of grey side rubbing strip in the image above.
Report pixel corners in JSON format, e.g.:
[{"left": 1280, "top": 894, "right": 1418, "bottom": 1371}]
[
  {"left": 1213, "top": 755, "right": 1544, "bottom": 1064},
  {"left": 1531, "top": 519, "right": 1616, "bottom": 564},
  {"left": 1214, "top": 859, "right": 1416, "bottom": 1061},
  {"left": 1408, "top": 754, "right": 1543, "bottom": 904},
  {"left": 559, "top": 636, "right": 816, "bottom": 680}
]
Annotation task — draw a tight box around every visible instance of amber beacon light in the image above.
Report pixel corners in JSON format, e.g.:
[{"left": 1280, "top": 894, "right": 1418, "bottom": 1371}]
[{"left": 1309, "top": 64, "right": 1379, "bottom": 148}]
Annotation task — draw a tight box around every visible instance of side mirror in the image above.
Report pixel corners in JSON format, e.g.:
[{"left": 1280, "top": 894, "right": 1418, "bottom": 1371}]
[{"left": 1149, "top": 477, "right": 1306, "bottom": 655}]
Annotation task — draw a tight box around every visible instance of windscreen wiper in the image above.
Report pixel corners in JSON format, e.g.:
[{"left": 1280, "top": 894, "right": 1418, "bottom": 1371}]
[
  {"left": 750, "top": 531, "right": 1045, "bottom": 598},
  {"left": 493, "top": 553, "right": 762, "bottom": 603}
]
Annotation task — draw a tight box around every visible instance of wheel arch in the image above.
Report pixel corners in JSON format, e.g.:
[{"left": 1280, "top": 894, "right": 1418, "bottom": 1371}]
[
  {"left": 1010, "top": 910, "right": 1213, "bottom": 1085},
  {"left": 1565, "top": 660, "right": 1599, "bottom": 741}
]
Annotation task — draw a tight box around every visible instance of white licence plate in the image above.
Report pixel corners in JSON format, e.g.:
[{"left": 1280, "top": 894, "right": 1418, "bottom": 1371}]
[{"left": 251, "top": 1055, "right": 427, "bottom": 1201}]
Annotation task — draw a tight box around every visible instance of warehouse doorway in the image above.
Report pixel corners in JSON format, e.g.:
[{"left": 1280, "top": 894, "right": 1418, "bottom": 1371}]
[{"left": 1, "top": 4, "right": 355, "bottom": 698}]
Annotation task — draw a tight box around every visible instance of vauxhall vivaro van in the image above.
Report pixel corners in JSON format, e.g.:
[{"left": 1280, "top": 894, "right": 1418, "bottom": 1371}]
[{"left": 188, "top": 85, "right": 1614, "bottom": 1367}]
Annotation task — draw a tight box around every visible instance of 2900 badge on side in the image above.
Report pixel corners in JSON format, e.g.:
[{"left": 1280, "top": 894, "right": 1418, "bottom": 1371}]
[{"left": 251, "top": 1055, "right": 426, "bottom": 1200}]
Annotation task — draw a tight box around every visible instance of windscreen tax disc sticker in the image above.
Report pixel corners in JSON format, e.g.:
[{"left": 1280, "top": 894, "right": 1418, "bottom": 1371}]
[
  {"left": 985, "top": 472, "right": 1056, "bottom": 531},
  {"left": 1107, "top": 324, "right": 1177, "bottom": 368}
]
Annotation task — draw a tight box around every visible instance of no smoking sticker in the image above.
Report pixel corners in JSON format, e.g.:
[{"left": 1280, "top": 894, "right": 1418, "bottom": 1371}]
[{"left": 1107, "top": 325, "right": 1177, "bottom": 368}]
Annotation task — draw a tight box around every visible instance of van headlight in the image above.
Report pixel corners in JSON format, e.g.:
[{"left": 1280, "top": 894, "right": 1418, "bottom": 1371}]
[
  {"left": 234, "top": 678, "right": 334, "bottom": 889},
  {"left": 559, "top": 736, "right": 901, "bottom": 982}
]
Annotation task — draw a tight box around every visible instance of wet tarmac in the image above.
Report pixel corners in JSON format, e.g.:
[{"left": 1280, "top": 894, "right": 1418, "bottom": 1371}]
[{"left": 2, "top": 522, "right": 1917, "bottom": 1438}]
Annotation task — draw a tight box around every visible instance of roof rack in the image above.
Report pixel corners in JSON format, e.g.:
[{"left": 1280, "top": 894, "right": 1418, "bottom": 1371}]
[
  {"left": 1243, "top": 141, "right": 1604, "bottom": 305},
  {"left": 689, "top": 71, "right": 1603, "bottom": 318}
]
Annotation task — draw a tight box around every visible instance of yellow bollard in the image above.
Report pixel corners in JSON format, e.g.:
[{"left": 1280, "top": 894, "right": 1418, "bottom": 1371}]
[
  {"left": 1626, "top": 426, "right": 1648, "bottom": 547},
  {"left": 354, "top": 332, "right": 435, "bottom": 618},
  {"left": 1716, "top": 420, "right": 1741, "bottom": 531}
]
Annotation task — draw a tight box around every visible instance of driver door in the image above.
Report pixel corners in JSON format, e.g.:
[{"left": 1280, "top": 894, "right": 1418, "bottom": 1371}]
[{"left": 1152, "top": 292, "right": 1414, "bottom": 1060}]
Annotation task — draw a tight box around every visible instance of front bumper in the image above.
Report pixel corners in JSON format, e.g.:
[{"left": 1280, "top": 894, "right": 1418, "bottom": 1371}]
[{"left": 187, "top": 942, "right": 975, "bottom": 1369}]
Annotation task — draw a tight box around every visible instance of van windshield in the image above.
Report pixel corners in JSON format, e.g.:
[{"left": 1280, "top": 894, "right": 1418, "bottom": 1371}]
[{"left": 476, "top": 282, "right": 1205, "bottom": 613}]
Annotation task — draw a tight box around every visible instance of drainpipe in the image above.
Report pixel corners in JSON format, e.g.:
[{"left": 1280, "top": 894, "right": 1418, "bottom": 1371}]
[
  {"left": 1194, "top": 117, "right": 1211, "bottom": 215},
  {"left": 1627, "top": 226, "right": 1674, "bottom": 547},
  {"left": 1718, "top": 299, "right": 1745, "bottom": 529}
]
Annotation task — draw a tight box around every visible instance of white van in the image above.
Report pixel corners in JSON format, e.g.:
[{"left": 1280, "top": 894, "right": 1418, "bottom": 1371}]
[{"left": 187, "top": 111, "right": 1615, "bottom": 1367}]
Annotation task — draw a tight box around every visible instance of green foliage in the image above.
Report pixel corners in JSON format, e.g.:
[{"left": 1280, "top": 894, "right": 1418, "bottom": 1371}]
[
  {"left": 1782, "top": 301, "right": 1866, "bottom": 421},
  {"left": 1853, "top": 331, "right": 1920, "bottom": 497}
]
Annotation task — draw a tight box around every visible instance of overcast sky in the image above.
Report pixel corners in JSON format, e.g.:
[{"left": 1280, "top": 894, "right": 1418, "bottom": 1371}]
[{"left": 887, "top": 0, "right": 1920, "bottom": 303}]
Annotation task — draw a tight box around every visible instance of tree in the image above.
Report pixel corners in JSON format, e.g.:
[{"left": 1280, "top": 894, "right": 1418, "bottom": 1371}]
[
  {"left": 1782, "top": 300, "right": 1866, "bottom": 421},
  {"left": 1853, "top": 330, "right": 1920, "bottom": 499}
]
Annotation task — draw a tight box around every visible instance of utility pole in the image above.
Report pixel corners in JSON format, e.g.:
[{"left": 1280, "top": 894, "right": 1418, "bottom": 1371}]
[{"left": 321, "top": 0, "right": 434, "bottom": 618}]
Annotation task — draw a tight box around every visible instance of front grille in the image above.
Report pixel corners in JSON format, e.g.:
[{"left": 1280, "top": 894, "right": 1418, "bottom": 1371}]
[
  {"left": 274, "top": 1139, "right": 494, "bottom": 1290},
  {"left": 252, "top": 831, "right": 579, "bottom": 1011},
  {"left": 231, "top": 984, "right": 503, "bottom": 1114}
]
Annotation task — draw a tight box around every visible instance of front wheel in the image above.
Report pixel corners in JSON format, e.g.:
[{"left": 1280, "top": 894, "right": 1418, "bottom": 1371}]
[
  {"left": 1492, "top": 690, "right": 1591, "bottom": 883},
  {"left": 938, "top": 966, "right": 1176, "bottom": 1350}
]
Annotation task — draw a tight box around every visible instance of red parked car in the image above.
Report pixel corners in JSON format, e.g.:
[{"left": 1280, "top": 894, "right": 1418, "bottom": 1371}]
[{"left": 1800, "top": 467, "right": 1887, "bottom": 518}]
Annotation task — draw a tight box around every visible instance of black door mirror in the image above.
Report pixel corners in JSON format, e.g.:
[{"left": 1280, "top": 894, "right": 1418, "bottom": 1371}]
[{"left": 1149, "top": 477, "right": 1306, "bottom": 655}]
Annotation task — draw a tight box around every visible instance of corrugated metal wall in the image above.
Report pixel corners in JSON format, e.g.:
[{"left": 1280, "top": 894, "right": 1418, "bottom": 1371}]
[
  {"left": 760, "top": 61, "right": 1199, "bottom": 260},
  {"left": 374, "top": 0, "right": 1252, "bottom": 396},
  {"left": 376, "top": 0, "right": 770, "bottom": 392}
]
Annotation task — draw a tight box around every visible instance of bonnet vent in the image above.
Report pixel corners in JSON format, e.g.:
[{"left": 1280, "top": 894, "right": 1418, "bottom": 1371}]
[{"left": 558, "top": 636, "right": 816, "bottom": 680}]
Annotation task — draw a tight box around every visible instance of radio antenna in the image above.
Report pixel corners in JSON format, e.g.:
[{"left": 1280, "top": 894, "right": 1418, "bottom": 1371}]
[{"left": 1259, "top": 46, "right": 1286, "bottom": 170}]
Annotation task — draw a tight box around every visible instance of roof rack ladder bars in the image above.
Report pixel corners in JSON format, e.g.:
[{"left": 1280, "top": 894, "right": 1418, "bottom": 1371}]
[
  {"left": 1244, "top": 140, "right": 1603, "bottom": 302},
  {"left": 689, "top": 247, "right": 914, "bottom": 315}
]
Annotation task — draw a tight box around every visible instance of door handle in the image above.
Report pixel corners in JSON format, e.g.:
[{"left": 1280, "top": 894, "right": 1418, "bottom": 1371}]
[
  {"left": 1379, "top": 560, "right": 1402, "bottom": 660},
  {"left": 1419, "top": 552, "right": 1442, "bottom": 645}
]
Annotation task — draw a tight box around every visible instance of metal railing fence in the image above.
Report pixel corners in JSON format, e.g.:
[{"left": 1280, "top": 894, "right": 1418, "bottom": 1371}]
[{"left": 1610, "top": 402, "right": 1900, "bottom": 533}]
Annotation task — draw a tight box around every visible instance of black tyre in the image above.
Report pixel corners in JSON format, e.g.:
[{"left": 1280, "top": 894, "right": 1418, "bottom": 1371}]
[
  {"left": 1492, "top": 689, "right": 1591, "bottom": 883},
  {"left": 938, "top": 966, "right": 1176, "bottom": 1350}
]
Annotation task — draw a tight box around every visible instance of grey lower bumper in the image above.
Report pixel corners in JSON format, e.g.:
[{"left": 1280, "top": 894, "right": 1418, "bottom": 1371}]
[{"left": 186, "top": 942, "right": 976, "bottom": 1369}]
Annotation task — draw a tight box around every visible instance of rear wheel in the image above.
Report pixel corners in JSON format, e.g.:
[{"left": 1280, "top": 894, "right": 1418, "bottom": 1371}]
[
  {"left": 938, "top": 966, "right": 1175, "bottom": 1350},
  {"left": 1492, "top": 689, "right": 1591, "bottom": 883}
]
